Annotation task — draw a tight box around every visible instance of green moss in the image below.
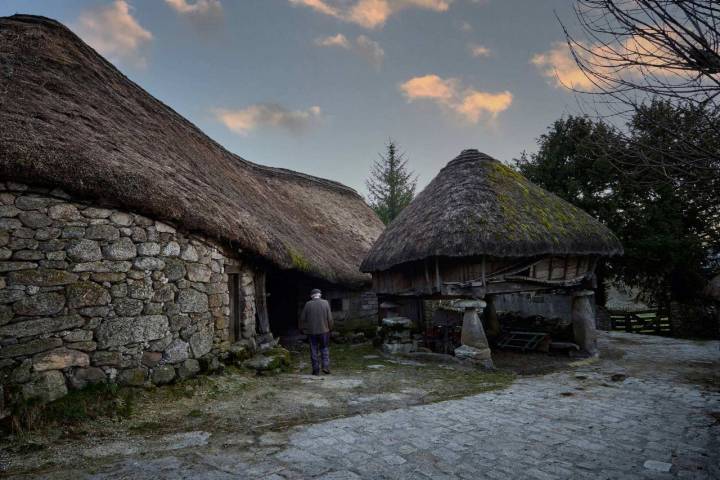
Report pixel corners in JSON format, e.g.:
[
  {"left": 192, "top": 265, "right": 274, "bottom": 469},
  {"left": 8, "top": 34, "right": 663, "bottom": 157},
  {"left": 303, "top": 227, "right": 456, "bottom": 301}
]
[{"left": 288, "top": 249, "right": 311, "bottom": 272}]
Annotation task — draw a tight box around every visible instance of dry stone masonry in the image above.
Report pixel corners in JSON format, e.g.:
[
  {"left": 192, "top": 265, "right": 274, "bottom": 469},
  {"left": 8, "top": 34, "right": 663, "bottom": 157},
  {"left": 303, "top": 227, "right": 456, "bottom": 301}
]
[{"left": 0, "top": 183, "right": 258, "bottom": 412}]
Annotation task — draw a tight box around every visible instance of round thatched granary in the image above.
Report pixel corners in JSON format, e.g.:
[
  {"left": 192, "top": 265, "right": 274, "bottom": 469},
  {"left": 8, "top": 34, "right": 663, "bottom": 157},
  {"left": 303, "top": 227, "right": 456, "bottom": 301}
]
[
  {"left": 361, "top": 149, "right": 622, "bottom": 363},
  {"left": 0, "top": 15, "right": 383, "bottom": 412}
]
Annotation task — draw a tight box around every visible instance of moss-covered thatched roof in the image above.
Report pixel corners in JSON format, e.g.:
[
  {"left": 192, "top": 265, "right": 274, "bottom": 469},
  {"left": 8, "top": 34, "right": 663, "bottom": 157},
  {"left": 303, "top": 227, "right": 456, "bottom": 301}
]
[
  {"left": 361, "top": 149, "right": 623, "bottom": 272},
  {"left": 0, "top": 15, "right": 383, "bottom": 287}
]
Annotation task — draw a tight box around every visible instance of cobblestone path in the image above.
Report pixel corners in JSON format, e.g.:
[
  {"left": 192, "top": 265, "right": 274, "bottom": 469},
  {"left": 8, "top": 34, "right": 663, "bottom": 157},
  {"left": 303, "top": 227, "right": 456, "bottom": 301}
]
[{"left": 29, "top": 333, "right": 720, "bottom": 479}]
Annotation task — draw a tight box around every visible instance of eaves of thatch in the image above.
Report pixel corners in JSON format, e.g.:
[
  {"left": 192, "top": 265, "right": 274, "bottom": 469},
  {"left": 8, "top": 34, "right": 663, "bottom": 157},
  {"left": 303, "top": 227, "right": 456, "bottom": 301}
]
[
  {"left": 0, "top": 15, "right": 384, "bottom": 287},
  {"left": 361, "top": 149, "right": 623, "bottom": 273}
]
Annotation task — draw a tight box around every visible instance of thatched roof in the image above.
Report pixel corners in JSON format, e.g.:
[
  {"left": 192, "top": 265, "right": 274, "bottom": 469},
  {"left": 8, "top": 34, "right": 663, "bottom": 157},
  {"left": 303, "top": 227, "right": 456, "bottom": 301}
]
[
  {"left": 361, "top": 149, "right": 623, "bottom": 272},
  {"left": 0, "top": 15, "right": 383, "bottom": 287}
]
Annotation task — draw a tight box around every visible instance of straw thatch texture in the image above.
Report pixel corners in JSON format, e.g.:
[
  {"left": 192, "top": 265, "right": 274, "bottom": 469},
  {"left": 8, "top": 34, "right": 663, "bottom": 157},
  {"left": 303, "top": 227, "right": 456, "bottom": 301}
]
[
  {"left": 0, "top": 15, "right": 384, "bottom": 286},
  {"left": 361, "top": 149, "right": 623, "bottom": 272}
]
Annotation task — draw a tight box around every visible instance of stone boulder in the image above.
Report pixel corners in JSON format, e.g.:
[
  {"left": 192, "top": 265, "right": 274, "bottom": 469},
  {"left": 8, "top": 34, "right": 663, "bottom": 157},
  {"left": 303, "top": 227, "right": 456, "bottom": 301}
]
[
  {"left": 178, "top": 289, "right": 208, "bottom": 313},
  {"left": 103, "top": 237, "right": 137, "bottom": 260},
  {"left": 0, "top": 314, "right": 84, "bottom": 338},
  {"left": 22, "top": 371, "right": 68, "bottom": 402},
  {"left": 33, "top": 347, "right": 90, "bottom": 372},
  {"left": 189, "top": 327, "right": 213, "bottom": 358},
  {"left": 118, "top": 367, "right": 147, "bottom": 386},
  {"left": 176, "top": 358, "right": 200, "bottom": 380},
  {"left": 151, "top": 365, "right": 175, "bottom": 385},
  {"left": 96, "top": 315, "right": 169, "bottom": 348},
  {"left": 12, "top": 291, "right": 66, "bottom": 316},
  {"left": 67, "top": 239, "right": 102, "bottom": 262},
  {"left": 163, "top": 338, "right": 190, "bottom": 364},
  {"left": 69, "top": 367, "right": 106, "bottom": 390},
  {"left": 66, "top": 281, "right": 111, "bottom": 308},
  {"left": 243, "top": 347, "right": 290, "bottom": 373}
]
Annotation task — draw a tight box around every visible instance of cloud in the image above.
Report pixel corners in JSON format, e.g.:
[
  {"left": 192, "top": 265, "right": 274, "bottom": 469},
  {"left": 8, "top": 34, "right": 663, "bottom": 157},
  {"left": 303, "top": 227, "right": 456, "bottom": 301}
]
[
  {"left": 355, "top": 35, "right": 385, "bottom": 68},
  {"left": 213, "top": 104, "right": 322, "bottom": 135},
  {"left": 315, "top": 33, "right": 351, "bottom": 48},
  {"left": 459, "top": 21, "right": 472, "bottom": 32},
  {"left": 469, "top": 44, "right": 491, "bottom": 57},
  {"left": 75, "top": 0, "right": 152, "bottom": 68},
  {"left": 165, "top": 0, "right": 222, "bottom": 15},
  {"left": 165, "top": 0, "right": 223, "bottom": 30},
  {"left": 315, "top": 33, "right": 384, "bottom": 68},
  {"left": 531, "top": 42, "right": 594, "bottom": 90},
  {"left": 289, "top": 0, "right": 450, "bottom": 29},
  {"left": 400, "top": 74, "right": 512, "bottom": 122},
  {"left": 532, "top": 37, "right": 674, "bottom": 91}
]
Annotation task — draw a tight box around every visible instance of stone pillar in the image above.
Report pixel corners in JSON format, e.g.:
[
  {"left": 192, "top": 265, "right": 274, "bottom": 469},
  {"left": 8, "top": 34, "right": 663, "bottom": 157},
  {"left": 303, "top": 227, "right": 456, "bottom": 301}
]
[
  {"left": 572, "top": 290, "right": 598, "bottom": 356},
  {"left": 454, "top": 300, "right": 494, "bottom": 369},
  {"left": 484, "top": 295, "right": 501, "bottom": 341}
]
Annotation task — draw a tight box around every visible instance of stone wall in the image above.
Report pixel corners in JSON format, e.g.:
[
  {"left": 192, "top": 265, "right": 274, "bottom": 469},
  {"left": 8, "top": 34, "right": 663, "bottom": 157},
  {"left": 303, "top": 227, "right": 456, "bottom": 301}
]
[
  {"left": 324, "top": 289, "right": 378, "bottom": 332},
  {"left": 0, "top": 183, "right": 256, "bottom": 411}
]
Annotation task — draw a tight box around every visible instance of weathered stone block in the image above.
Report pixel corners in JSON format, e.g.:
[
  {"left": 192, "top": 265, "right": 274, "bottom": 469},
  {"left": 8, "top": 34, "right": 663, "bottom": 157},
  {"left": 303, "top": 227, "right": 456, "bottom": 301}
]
[
  {"left": 133, "top": 257, "right": 165, "bottom": 271},
  {"left": 67, "top": 239, "right": 102, "bottom": 263},
  {"left": 0, "top": 248, "right": 10, "bottom": 260},
  {"left": 163, "top": 338, "right": 190, "bottom": 364},
  {"left": 77, "top": 306, "right": 111, "bottom": 317},
  {"left": 117, "top": 367, "right": 146, "bottom": 386},
  {"left": 110, "top": 212, "right": 133, "bottom": 227},
  {"left": 143, "top": 302, "right": 163, "bottom": 315},
  {"left": 187, "top": 264, "right": 212, "bottom": 283},
  {"left": 22, "top": 370, "right": 67, "bottom": 403},
  {"left": 68, "top": 367, "right": 106, "bottom": 389},
  {"left": 155, "top": 222, "right": 176, "bottom": 233},
  {"left": 111, "top": 283, "right": 128, "bottom": 298},
  {"left": 96, "top": 315, "right": 169, "bottom": 348},
  {"left": 12, "top": 250, "right": 44, "bottom": 261},
  {"left": 0, "top": 262, "right": 38, "bottom": 273},
  {"left": 48, "top": 204, "right": 81, "bottom": 221},
  {"left": 164, "top": 258, "right": 186, "bottom": 281},
  {"left": 141, "top": 351, "right": 162, "bottom": 367},
  {"left": 72, "top": 260, "right": 132, "bottom": 273},
  {"left": 63, "top": 329, "right": 93, "bottom": 342},
  {"left": 151, "top": 364, "right": 175, "bottom": 385},
  {"left": 0, "top": 305, "right": 13, "bottom": 325},
  {"left": 0, "top": 337, "right": 63, "bottom": 358},
  {"left": 0, "top": 205, "right": 20, "bottom": 217},
  {"left": 13, "top": 291, "right": 66, "bottom": 316},
  {"left": 91, "top": 272, "right": 126, "bottom": 283},
  {"left": 103, "top": 237, "right": 137, "bottom": 260},
  {"left": 152, "top": 284, "right": 175, "bottom": 303},
  {"left": 82, "top": 207, "right": 112, "bottom": 219},
  {"left": 66, "top": 281, "right": 110, "bottom": 308},
  {"left": 0, "top": 314, "right": 84, "bottom": 338},
  {"left": 176, "top": 358, "right": 200, "bottom": 380},
  {"left": 35, "top": 228, "right": 61, "bottom": 241},
  {"left": 178, "top": 289, "right": 208, "bottom": 313},
  {"left": 10, "top": 359, "right": 32, "bottom": 383},
  {"left": 33, "top": 347, "right": 90, "bottom": 371},
  {"left": 85, "top": 224, "right": 119, "bottom": 241},
  {"left": 180, "top": 245, "right": 199, "bottom": 262},
  {"left": 161, "top": 241, "right": 181, "bottom": 257},
  {"left": 0, "top": 218, "right": 22, "bottom": 230},
  {"left": 113, "top": 298, "right": 144, "bottom": 316},
  {"left": 137, "top": 242, "right": 160, "bottom": 256},
  {"left": 15, "top": 196, "right": 48, "bottom": 210},
  {"left": 127, "top": 281, "right": 153, "bottom": 300},
  {"left": 18, "top": 211, "right": 52, "bottom": 228},
  {"left": 0, "top": 289, "right": 26, "bottom": 304},
  {"left": 189, "top": 327, "right": 213, "bottom": 358},
  {"left": 61, "top": 226, "right": 85, "bottom": 239},
  {"left": 92, "top": 350, "right": 122, "bottom": 367}
]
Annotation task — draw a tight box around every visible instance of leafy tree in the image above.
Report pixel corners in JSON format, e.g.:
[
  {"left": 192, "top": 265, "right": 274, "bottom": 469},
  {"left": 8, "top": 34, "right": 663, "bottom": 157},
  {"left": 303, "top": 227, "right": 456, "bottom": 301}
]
[
  {"left": 517, "top": 100, "right": 720, "bottom": 307},
  {"left": 366, "top": 140, "right": 416, "bottom": 225}
]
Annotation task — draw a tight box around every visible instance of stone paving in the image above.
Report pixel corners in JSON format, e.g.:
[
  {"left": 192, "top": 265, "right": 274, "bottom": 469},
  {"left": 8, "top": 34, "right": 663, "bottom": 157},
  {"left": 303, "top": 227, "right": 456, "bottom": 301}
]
[{"left": 22, "top": 333, "right": 720, "bottom": 479}]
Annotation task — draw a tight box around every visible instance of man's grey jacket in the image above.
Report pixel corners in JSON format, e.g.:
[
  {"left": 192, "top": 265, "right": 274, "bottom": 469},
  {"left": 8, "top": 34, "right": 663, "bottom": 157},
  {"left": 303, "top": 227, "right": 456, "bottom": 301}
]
[{"left": 299, "top": 298, "right": 334, "bottom": 335}]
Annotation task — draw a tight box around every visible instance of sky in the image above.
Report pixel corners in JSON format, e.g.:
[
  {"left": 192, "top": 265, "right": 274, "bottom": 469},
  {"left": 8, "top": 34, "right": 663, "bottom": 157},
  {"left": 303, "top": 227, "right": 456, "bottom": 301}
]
[{"left": 1, "top": 0, "right": 591, "bottom": 196}]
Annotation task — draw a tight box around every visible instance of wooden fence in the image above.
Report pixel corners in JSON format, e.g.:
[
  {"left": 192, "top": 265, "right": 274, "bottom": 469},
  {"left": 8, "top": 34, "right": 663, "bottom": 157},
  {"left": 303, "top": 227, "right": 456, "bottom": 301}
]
[{"left": 608, "top": 309, "right": 671, "bottom": 335}]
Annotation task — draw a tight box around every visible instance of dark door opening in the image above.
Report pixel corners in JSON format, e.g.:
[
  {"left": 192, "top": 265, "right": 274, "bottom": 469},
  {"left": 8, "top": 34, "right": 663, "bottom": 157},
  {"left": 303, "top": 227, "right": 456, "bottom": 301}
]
[{"left": 266, "top": 269, "right": 302, "bottom": 337}]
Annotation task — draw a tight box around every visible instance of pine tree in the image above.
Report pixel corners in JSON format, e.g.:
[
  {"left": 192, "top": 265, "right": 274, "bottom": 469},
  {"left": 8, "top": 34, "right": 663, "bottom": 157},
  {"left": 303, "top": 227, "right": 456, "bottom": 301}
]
[{"left": 366, "top": 139, "right": 416, "bottom": 225}]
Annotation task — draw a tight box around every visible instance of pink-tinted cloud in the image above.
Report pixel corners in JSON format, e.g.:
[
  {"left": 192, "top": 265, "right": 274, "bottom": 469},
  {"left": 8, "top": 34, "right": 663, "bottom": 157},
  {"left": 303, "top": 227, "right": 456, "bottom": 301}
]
[
  {"left": 290, "top": 0, "right": 450, "bottom": 29},
  {"left": 75, "top": 0, "right": 152, "bottom": 68},
  {"left": 214, "top": 104, "right": 323, "bottom": 135}
]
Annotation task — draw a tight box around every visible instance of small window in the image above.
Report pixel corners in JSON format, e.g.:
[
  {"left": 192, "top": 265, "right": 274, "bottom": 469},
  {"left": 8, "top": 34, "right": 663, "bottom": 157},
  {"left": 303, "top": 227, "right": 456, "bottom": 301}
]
[{"left": 330, "top": 298, "right": 344, "bottom": 312}]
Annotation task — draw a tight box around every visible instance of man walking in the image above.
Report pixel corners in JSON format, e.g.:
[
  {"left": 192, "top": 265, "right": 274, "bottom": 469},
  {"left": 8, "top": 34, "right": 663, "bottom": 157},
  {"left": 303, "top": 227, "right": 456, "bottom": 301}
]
[{"left": 299, "top": 288, "right": 333, "bottom": 375}]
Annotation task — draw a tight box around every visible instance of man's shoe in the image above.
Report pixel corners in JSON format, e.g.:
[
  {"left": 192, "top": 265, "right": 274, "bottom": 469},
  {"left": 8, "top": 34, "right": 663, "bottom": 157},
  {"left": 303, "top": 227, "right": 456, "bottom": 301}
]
[
  {"left": 312, "top": 370, "right": 320, "bottom": 376},
  {"left": 322, "top": 368, "right": 331, "bottom": 375}
]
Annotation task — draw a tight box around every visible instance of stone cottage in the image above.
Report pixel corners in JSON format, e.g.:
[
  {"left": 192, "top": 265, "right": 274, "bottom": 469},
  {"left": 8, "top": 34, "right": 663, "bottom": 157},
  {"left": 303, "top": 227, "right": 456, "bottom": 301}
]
[{"left": 0, "top": 15, "right": 384, "bottom": 412}]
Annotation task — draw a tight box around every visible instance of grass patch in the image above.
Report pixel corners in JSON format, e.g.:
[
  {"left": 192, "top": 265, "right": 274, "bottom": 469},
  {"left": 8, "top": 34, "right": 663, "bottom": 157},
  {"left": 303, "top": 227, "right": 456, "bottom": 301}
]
[{"left": 5, "top": 383, "right": 134, "bottom": 434}]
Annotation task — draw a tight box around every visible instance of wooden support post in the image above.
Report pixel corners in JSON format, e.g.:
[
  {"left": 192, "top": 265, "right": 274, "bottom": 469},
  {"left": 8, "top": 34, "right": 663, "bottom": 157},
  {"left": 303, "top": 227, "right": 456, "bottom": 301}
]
[
  {"left": 484, "top": 295, "right": 501, "bottom": 340},
  {"left": 255, "top": 270, "right": 270, "bottom": 335}
]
